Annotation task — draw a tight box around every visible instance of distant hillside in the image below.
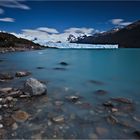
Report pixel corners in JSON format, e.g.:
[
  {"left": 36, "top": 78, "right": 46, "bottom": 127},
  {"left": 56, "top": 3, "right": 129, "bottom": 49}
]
[
  {"left": 0, "top": 32, "right": 44, "bottom": 53},
  {"left": 74, "top": 20, "right": 140, "bottom": 48}
]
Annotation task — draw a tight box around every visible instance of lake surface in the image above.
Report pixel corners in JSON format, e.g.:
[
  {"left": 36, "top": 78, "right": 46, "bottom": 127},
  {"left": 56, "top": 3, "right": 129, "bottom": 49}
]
[{"left": 0, "top": 48, "right": 140, "bottom": 139}]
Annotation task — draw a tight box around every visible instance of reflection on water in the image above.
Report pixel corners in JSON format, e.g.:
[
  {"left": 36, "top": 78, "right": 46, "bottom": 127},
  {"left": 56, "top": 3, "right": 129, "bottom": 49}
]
[{"left": 0, "top": 48, "right": 140, "bottom": 139}]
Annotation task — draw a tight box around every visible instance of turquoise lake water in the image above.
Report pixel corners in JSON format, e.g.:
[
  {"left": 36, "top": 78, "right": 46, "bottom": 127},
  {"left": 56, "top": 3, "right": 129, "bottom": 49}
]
[
  {"left": 1, "top": 48, "right": 140, "bottom": 101},
  {"left": 0, "top": 48, "right": 140, "bottom": 138}
]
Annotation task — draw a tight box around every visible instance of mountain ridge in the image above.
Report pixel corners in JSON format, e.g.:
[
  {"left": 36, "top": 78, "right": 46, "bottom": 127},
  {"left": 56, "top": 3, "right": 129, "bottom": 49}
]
[
  {"left": 73, "top": 20, "right": 140, "bottom": 48},
  {"left": 0, "top": 32, "right": 44, "bottom": 53}
]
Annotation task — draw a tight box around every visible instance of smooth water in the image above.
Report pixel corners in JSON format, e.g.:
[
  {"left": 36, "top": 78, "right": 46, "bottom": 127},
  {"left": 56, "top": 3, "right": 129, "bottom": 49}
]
[
  {"left": 1, "top": 48, "right": 140, "bottom": 101},
  {"left": 0, "top": 48, "right": 140, "bottom": 139}
]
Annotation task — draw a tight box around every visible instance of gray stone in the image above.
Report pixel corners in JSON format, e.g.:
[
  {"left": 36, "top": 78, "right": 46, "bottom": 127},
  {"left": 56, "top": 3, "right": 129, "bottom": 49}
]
[
  {"left": 24, "top": 78, "right": 47, "bottom": 96},
  {"left": 52, "top": 115, "right": 65, "bottom": 123},
  {"left": 15, "top": 71, "right": 31, "bottom": 77}
]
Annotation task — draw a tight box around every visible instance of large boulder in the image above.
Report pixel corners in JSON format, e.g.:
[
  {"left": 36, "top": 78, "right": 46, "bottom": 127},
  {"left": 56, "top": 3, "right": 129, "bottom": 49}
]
[{"left": 24, "top": 78, "right": 47, "bottom": 96}]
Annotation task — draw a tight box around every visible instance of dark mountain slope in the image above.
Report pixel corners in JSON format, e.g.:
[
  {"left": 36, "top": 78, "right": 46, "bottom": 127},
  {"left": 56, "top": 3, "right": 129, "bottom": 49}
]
[
  {"left": 75, "top": 20, "right": 140, "bottom": 48},
  {"left": 0, "top": 32, "right": 43, "bottom": 53}
]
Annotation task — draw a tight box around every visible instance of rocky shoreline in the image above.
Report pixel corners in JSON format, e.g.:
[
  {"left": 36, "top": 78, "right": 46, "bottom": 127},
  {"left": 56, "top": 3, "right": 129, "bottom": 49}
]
[
  {"left": 0, "top": 46, "right": 44, "bottom": 54},
  {"left": 0, "top": 69, "right": 140, "bottom": 139}
]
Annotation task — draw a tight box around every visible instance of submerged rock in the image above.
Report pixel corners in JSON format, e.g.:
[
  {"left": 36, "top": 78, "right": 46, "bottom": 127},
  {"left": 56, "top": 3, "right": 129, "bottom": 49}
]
[
  {"left": 133, "top": 130, "right": 140, "bottom": 138},
  {"left": 7, "top": 90, "right": 22, "bottom": 98},
  {"left": 59, "top": 62, "right": 69, "bottom": 66},
  {"left": 53, "top": 67, "right": 66, "bottom": 71},
  {"left": 0, "top": 124, "right": 3, "bottom": 129},
  {"left": 65, "top": 95, "right": 80, "bottom": 103},
  {"left": 107, "top": 115, "right": 118, "bottom": 125},
  {"left": 12, "top": 110, "right": 30, "bottom": 122},
  {"left": 96, "top": 127, "right": 109, "bottom": 136},
  {"left": 0, "top": 87, "right": 13, "bottom": 93},
  {"left": 111, "top": 97, "right": 132, "bottom": 104},
  {"left": 12, "top": 123, "right": 18, "bottom": 130},
  {"left": 54, "top": 101, "right": 64, "bottom": 106},
  {"left": 0, "top": 60, "right": 4, "bottom": 63},
  {"left": 3, "top": 117, "right": 15, "bottom": 126},
  {"left": 24, "top": 78, "right": 47, "bottom": 96},
  {"left": 94, "top": 90, "right": 108, "bottom": 95},
  {"left": 52, "top": 115, "right": 65, "bottom": 123},
  {"left": 88, "top": 80, "right": 104, "bottom": 85},
  {"left": 15, "top": 71, "right": 31, "bottom": 77},
  {"left": 0, "top": 73, "right": 14, "bottom": 80},
  {"left": 36, "top": 67, "right": 45, "bottom": 69},
  {"left": 103, "top": 101, "right": 114, "bottom": 108}
]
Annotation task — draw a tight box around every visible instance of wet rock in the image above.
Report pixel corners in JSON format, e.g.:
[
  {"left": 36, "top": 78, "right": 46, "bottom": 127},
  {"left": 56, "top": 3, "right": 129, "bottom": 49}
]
[
  {"left": 119, "top": 121, "right": 132, "bottom": 128},
  {"left": 133, "top": 130, "right": 140, "bottom": 138},
  {"left": 7, "top": 90, "right": 22, "bottom": 98},
  {"left": 111, "top": 108, "right": 118, "bottom": 112},
  {"left": 65, "top": 95, "right": 80, "bottom": 103},
  {"left": 0, "top": 73, "right": 14, "bottom": 80},
  {"left": 12, "top": 110, "right": 30, "bottom": 122},
  {"left": 107, "top": 115, "right": 118, "bottom": 125},
  {"left": 96, "top": 127, "right": 108, "bottom": 136},
  {"left": 0, "top": 116, "right": 2, "bottom": 121},
  {"left": 47, "top": 120, "right": 52, "bottom": 126},
  {"left": 54, "top": 101, "right": 64, "bottom": 106},
  {"left": 111, "top": 97, "right": 132, "bottom": 104},
  {"left": 94, "top": 90, "right": 108, "bottom": 95},
  {"left": 52, "top": 115, "right": 65, "bottom": 123},
  {"left": 0, "top": 87, "right": 13, "bottom": 93},
  {"left": 3, "top": 117, "right": 15, "bottom": 126},
  {"left": 3, "top": 104, "right": 8, "bottom": 108},
  {"left": 0, "top": 79, "right": 7, "bottom": 83},
  {"left": 19, "top": 94, "right": 30, "bottom": 98},
  {"left": 5, "top": 96, "right": 13, "bottom": 102},
  {"left": 88, "top": 80, "right": 104, "bottom": 85},
  {"left": 24, "top": 78, "right": 47, "bottom": 96},
  {"left": 12, "top": 123, "right": 18, "bottom": 130},
  {"left": 88, "top": 133, "right": 98, "bottom": 139},
  {"left": 0, "top": 60, "right": 4, "bottom": 63},
  {"left": 36, "top": 66, "right": 45, "bottom": 69},
  {"left": 119, "top": 104, "right": 134, "bottom": 112},
  {"left": 59, "top": 62, "right": 68, "bottom": 66},
  {"left": 70, "top": 113, "right": 76, "bottom": 120},
  {"left": 80, "top": 102, "right": 93, "bottom": 109},
  {"left": 0, "top": 124, "right": 3, "bottom": 129},
  {"left": 15, "top": 71, "right": 31, "bottom": 77},
  {"left": 53, "top": 67, "right": 66, "bottom": 71},
  {"left": 103, "top": 101, "right": 114, "bottom": 108},
  {"left": 133, "top": 116, "right": 140, "bottom": 122}
]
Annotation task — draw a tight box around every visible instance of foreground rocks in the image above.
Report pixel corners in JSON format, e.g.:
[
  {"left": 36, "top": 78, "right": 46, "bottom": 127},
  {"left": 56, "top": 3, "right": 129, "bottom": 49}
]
[
  {"left": 24, "top": 78, "right": 47, "bottom": 96},
  {"left": 59, "top": 62, "right": 69, "bottom": 66},
  {"left": 0, "top": 73, "right": 14, "bottom": 80},
  {"left": 15, "top": 71, "right": 31, "bottom": 77},
  {"left": 12, "top": 110, "right": 30, "bottom": 122},
  {"left": 0, "top": 72, "right": 139, "bottom": 139}
]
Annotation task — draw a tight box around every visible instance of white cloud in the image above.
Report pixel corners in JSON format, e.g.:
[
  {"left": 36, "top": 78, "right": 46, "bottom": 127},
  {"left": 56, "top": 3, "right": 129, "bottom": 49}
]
[
  {"left": 65, "top": 27, "right": 95, "bottom": 35},
  {"left": 110, "top": 18, "right": 132, "bottom": 26},
  {"left": 20, "top": 27, "right": 97, "bottom": 43},
  {"left": 0, "top": 17, "right": 15, "bottom": 22},
  {"left": 0, "top": 0, "right": 30, "bottom": 10},
  {"left": 0, "top": 8, "right": 4, "bottom": 14},
  {"left": 37, "top": 27, "right": 59, "bottom": 34}
]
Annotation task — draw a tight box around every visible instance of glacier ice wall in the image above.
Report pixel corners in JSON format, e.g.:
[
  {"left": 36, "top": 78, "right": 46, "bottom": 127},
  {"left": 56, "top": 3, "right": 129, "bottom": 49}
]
[{"left": 45, "top": 42, "right": 118, "bottom": 49}]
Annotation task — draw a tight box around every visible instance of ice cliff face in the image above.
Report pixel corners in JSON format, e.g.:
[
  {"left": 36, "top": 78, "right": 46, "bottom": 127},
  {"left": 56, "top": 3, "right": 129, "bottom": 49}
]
[
  {"left": 11, "top": 32, "right": 118, "bottom": 49},
  {"left": 45, "top": 42, "right": 118, "bottom": 49}
]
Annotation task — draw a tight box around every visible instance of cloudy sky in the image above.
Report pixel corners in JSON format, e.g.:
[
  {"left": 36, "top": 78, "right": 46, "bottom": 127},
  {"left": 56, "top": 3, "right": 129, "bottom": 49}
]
[{"left": 0, "top": 0, "right": 140, "bottom": 42}]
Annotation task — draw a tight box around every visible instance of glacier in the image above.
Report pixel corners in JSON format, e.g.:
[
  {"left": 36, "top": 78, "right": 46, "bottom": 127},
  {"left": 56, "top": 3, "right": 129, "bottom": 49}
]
[
  {"left": 10, "top": 32, "right": 118, "bottom": 49},
  {"left": 45, "top": 42, "right": 118, "bottom": 49}
]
